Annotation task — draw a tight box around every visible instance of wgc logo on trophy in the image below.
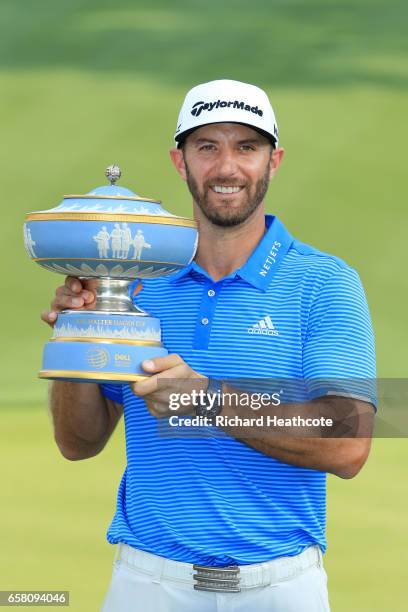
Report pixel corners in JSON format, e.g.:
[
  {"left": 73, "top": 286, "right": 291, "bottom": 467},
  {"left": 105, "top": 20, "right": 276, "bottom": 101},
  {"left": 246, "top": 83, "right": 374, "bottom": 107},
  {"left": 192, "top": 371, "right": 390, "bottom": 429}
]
[{"left": 24, "top": 165, "right": 198, "bottom": 383}]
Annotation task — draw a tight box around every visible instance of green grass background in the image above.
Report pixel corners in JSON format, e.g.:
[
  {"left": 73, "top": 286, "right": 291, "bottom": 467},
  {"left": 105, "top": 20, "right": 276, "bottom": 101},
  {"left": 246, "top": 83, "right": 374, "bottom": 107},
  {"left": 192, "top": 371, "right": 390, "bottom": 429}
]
[{"left": 0, "top": 0, "right": 407, "bottom": 610}]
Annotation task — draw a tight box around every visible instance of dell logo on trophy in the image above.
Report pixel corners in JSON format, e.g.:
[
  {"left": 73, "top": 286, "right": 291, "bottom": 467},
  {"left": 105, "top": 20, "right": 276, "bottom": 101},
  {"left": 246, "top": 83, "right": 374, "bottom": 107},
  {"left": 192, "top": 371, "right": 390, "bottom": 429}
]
[{"left": 24, "top": 165, "right": 198, "bottom": 383}]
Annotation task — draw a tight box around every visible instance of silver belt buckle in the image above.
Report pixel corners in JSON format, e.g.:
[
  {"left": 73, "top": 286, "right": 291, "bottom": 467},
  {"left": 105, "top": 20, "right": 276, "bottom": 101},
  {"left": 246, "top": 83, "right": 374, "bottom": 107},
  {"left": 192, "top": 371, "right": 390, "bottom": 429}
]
[{"left": 193, "top": 564, "right": 241, "bottom": 592}]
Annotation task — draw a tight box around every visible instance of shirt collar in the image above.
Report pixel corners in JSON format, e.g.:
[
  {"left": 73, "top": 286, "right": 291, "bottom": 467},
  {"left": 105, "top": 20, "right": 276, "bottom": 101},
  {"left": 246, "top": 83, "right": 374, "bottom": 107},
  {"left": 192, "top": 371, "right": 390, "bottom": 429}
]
[{"left": 168, "top": 214, "right": 294, "bottom": 291}]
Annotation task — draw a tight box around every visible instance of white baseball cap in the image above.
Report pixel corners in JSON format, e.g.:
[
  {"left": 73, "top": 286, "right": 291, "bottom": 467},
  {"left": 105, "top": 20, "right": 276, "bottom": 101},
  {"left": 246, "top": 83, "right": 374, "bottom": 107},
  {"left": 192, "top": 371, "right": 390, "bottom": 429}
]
[{"left": 174, "top": 79, "right": 279, "bottom": 148}]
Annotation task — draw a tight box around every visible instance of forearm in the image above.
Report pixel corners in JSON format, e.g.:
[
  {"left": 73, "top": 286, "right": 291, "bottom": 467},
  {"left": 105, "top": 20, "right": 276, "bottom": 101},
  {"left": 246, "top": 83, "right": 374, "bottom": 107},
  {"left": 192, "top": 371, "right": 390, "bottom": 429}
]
[
  {"left": 49, "top": 381, "right": 113, "bottom": 460},
  {"left": 219, "top": 385, "right": 373, "bottom": 478},
  {"left": 236, "top": 436, "right": 369, "bottom": 478}
]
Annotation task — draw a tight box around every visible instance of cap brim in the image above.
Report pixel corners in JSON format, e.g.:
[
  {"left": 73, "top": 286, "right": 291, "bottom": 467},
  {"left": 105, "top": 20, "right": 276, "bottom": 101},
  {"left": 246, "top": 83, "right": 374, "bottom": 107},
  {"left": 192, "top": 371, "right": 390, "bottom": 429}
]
[{"left": 175, "top": 121, "right": 277, "bottom": 148}]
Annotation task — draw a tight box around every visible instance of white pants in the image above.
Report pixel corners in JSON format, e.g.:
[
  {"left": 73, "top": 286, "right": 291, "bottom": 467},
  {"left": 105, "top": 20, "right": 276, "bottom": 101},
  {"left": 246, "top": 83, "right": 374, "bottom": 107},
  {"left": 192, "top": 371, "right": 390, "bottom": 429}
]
[{"left": 101, "top": 543, "right": 330, "bottom": 611}]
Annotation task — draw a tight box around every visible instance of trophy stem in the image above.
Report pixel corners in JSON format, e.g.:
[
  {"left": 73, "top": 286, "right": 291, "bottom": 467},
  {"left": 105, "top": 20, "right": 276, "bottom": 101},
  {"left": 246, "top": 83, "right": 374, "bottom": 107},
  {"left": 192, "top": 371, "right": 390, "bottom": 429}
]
[{"left": 89, "top": 277, "right": 145, "bottom": 314}]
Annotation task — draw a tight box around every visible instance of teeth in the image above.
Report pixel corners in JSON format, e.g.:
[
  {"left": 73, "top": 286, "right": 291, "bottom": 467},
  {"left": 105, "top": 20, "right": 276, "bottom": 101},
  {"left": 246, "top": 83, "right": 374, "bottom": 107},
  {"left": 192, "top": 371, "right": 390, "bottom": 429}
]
[{"left": 213, "top": 185, "right": 242, "bottom": 194}]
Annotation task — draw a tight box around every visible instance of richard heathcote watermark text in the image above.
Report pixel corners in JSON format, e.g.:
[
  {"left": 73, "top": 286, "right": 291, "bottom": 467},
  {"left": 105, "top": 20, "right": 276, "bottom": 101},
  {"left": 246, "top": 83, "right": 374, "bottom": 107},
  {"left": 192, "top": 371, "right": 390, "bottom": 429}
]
[
  {"left": 155, "top": 378, "right": 382, "bottom": 439},
  {"left": 168, "top": 414, "right": 334, "bottom": 428}
]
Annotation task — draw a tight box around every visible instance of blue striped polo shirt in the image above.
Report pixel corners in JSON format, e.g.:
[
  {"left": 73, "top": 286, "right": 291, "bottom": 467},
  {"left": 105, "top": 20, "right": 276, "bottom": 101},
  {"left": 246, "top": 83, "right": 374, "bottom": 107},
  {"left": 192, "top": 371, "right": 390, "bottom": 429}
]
[{"left": 100, "top": 214, "right": 376, "bottom": 566}]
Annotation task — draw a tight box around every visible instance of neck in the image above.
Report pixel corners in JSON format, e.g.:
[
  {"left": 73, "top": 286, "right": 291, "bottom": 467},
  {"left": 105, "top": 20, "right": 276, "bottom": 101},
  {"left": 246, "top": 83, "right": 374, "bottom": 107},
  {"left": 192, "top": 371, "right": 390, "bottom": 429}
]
[{"left": 193, "top": 205, "right": 266, "bottom": 282}]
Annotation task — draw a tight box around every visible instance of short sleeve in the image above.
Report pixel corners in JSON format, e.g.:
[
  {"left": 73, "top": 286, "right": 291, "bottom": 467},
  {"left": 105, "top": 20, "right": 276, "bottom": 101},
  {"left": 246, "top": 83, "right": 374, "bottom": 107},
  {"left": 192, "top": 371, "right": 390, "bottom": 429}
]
[
  {"left": 100, "top": 383, "right": 124, "bottom": 405},
  {"left": 302, "top": 266, "right": 377, "bottom": 407}
]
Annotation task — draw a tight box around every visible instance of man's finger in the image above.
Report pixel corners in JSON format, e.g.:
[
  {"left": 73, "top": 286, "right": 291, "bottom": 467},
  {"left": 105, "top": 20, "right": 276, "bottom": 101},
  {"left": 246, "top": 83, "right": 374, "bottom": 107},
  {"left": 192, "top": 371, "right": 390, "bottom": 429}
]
[
  {"left": 65, "top": 276, "right": 83, "bottom": 293},
  {"left": 59, "top": 286, "right": 95, "bottom": 307},
  {"left": 144, "top": 402, "right": 166, "bottom": 419},
  {"left": 41, "top": 310, "right": 58, "bottom": 327},
  {"left": 51, "top": 293, "right": 85, "bottom": 310},
  {"left": 132, "top": 363, "right": 197, "bottom": 397},
  {"left": 141, "top": 354, "right": 184, "bottom": 374},
  {"left": 132, "top": 375, "right": 159, "bottom": 396},
  {"left": 82, "top": 290, "right": 96, "bottom": 304}
]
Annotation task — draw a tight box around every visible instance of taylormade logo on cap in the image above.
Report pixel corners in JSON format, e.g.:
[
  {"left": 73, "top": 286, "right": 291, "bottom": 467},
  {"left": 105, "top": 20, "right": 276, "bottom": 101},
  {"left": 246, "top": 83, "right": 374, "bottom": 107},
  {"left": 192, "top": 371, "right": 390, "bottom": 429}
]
[
  {"left": 174, "top": 79, "right": 279, "bottom": 147},
  {"left": 191, "top": 100, "right": 263, "bottom": 118}
]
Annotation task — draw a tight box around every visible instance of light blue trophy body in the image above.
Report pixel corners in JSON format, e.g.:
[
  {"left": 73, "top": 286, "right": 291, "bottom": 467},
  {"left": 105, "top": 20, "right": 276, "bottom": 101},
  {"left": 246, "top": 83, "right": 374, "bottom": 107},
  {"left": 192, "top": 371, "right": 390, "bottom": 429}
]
[{"left": 24, "top": 166, "right": 198, "bottom": 383}]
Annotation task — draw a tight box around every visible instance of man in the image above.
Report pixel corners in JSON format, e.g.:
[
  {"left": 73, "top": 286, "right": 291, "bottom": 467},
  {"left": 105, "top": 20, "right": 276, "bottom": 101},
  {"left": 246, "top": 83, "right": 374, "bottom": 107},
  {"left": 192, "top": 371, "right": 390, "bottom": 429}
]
[
  {"left": 110, "top": 223, "right": 122, "bottom": 259},
  {"left": 93, "top": 226, "right": 110, "bottom": 259},
  {"left": 132, "top": 228, "right": 151, "bottom": 260},
  {"left": 42, "top": 80, "right": 376, "bottom": 611},
  {"left": 120, "top": 222, "right": 132, "bottom": 259}
]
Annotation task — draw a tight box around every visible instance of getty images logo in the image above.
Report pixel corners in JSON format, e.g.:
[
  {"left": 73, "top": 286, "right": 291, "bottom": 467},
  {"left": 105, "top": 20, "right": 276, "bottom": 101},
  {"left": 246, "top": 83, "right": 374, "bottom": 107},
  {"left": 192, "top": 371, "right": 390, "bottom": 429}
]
[{"left": 191, "top": 100, "right": 264, "bottom": 118}]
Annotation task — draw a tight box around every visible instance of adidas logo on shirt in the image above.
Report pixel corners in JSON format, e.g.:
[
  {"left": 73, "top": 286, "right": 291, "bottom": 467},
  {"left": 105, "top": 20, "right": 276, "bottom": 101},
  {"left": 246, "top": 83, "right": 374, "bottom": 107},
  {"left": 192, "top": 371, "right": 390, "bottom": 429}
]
[{"left": 248, "top": 316, "right": 279, "bottom": 336}]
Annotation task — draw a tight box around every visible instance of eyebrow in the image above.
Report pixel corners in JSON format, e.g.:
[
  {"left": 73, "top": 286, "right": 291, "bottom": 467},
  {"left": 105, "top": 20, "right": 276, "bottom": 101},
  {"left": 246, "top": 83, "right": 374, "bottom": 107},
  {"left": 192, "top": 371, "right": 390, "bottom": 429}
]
[
  {"left": 194, "top": 138, "right": 218, "bottom": 145},
  {"left": 237, "top": 138, "right": 264, "bottom": 145},
  {"left": 193, "top": 137, "right": 264, "bottom": 146}
]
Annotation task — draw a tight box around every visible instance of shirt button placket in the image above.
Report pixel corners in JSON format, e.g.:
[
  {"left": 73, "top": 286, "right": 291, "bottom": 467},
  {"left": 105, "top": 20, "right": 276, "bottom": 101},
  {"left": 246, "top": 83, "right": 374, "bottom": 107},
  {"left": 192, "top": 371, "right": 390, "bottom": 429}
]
[{"left": 193, "top": 283, "right": 220, "bottom": 349}]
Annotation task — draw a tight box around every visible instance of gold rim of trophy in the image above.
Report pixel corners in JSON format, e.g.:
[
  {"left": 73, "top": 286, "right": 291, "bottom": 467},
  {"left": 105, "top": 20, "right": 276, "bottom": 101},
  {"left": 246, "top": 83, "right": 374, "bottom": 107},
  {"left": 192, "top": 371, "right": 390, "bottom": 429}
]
[
  {"left": 65, "top": 194, "right": 162, "bottom": 203},
  {"left": 32, "top": 257, "right": 183, "bottom": 266},
  {"left": 26, "top": 212, "right": 197, "bottom": 228},
  {"left": 39, "top": 370, "right": 148, "bottom": 382},
  {"left": 49, "top": 337, "right": 162, "bottom": 346}
]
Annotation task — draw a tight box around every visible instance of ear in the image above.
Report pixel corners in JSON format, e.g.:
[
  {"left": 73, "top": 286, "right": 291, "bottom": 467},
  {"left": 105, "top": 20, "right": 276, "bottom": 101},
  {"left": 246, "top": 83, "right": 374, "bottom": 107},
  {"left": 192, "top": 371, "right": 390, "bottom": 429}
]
[
  {"left": 269, "top": 147, "right": 285, "bottom": 180},
  {"left": 169, "top": 148, "right": 187, "bottom": 181}
]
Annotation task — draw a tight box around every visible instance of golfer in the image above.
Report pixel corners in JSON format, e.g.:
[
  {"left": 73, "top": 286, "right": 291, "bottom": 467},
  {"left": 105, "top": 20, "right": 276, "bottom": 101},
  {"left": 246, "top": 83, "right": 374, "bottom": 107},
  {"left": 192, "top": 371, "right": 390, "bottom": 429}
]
[{"left": 42, "top": 79, "right": 376, "bottom": 611}]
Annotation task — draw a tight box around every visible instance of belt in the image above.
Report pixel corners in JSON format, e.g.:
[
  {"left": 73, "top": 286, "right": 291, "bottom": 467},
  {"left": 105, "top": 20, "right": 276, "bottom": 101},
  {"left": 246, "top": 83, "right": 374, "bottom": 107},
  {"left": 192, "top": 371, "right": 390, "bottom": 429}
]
[{"left": 115, "top": 543, "right": 322, "bottom": 593}]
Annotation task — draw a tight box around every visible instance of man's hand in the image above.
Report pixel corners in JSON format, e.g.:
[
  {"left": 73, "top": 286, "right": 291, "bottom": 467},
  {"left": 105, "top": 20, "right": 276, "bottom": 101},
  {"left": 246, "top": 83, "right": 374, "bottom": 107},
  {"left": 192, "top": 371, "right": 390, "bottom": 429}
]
[
  {"left": 132, "top": 354, "right": 208, "bottom": 418},
  {"left": 40, "top": 276, "right": 97, "bottom": 327}
]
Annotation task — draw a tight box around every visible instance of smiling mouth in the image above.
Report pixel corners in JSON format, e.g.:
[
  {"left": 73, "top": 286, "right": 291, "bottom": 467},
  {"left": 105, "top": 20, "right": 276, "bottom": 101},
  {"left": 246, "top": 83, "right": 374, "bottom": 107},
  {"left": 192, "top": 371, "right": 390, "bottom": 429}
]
[{"left": 210, "top": 185, "right": 244, "bottom": 194}]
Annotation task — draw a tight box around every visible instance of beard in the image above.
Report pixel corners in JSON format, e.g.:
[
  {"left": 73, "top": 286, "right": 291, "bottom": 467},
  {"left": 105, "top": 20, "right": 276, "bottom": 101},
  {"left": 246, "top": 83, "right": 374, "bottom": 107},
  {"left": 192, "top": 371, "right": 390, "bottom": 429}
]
[{"left": 184, "top": 157, "right": 271, "bottom": 228}]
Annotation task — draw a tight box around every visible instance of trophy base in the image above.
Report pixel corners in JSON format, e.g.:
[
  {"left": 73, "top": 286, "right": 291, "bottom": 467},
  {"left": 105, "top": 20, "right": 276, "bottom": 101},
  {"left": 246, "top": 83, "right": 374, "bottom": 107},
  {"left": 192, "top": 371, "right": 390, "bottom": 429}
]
[
  {"left": 39, "top": 370, "right": 151, "bottom": 384},
  {"left": 40, "top": 308, "right": 168, "bottom": 384}
]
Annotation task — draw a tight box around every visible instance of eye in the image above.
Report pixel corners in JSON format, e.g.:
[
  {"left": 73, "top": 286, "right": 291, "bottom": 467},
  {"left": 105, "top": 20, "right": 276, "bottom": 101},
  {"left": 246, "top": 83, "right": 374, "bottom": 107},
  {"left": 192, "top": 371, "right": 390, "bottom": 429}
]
[
  {"left": 239, "top": 144, "right": 255, "bottom": 152},
  {"left": 199, "top": 144, "right": 216, "bottom": 151}
]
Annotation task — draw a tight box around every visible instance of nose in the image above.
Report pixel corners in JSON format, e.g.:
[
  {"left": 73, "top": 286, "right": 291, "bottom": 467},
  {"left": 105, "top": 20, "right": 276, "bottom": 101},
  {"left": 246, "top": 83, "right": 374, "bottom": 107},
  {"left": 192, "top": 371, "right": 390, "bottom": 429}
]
[{"left": 216, "top": 149, "right": 239, "bottom": 177}]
